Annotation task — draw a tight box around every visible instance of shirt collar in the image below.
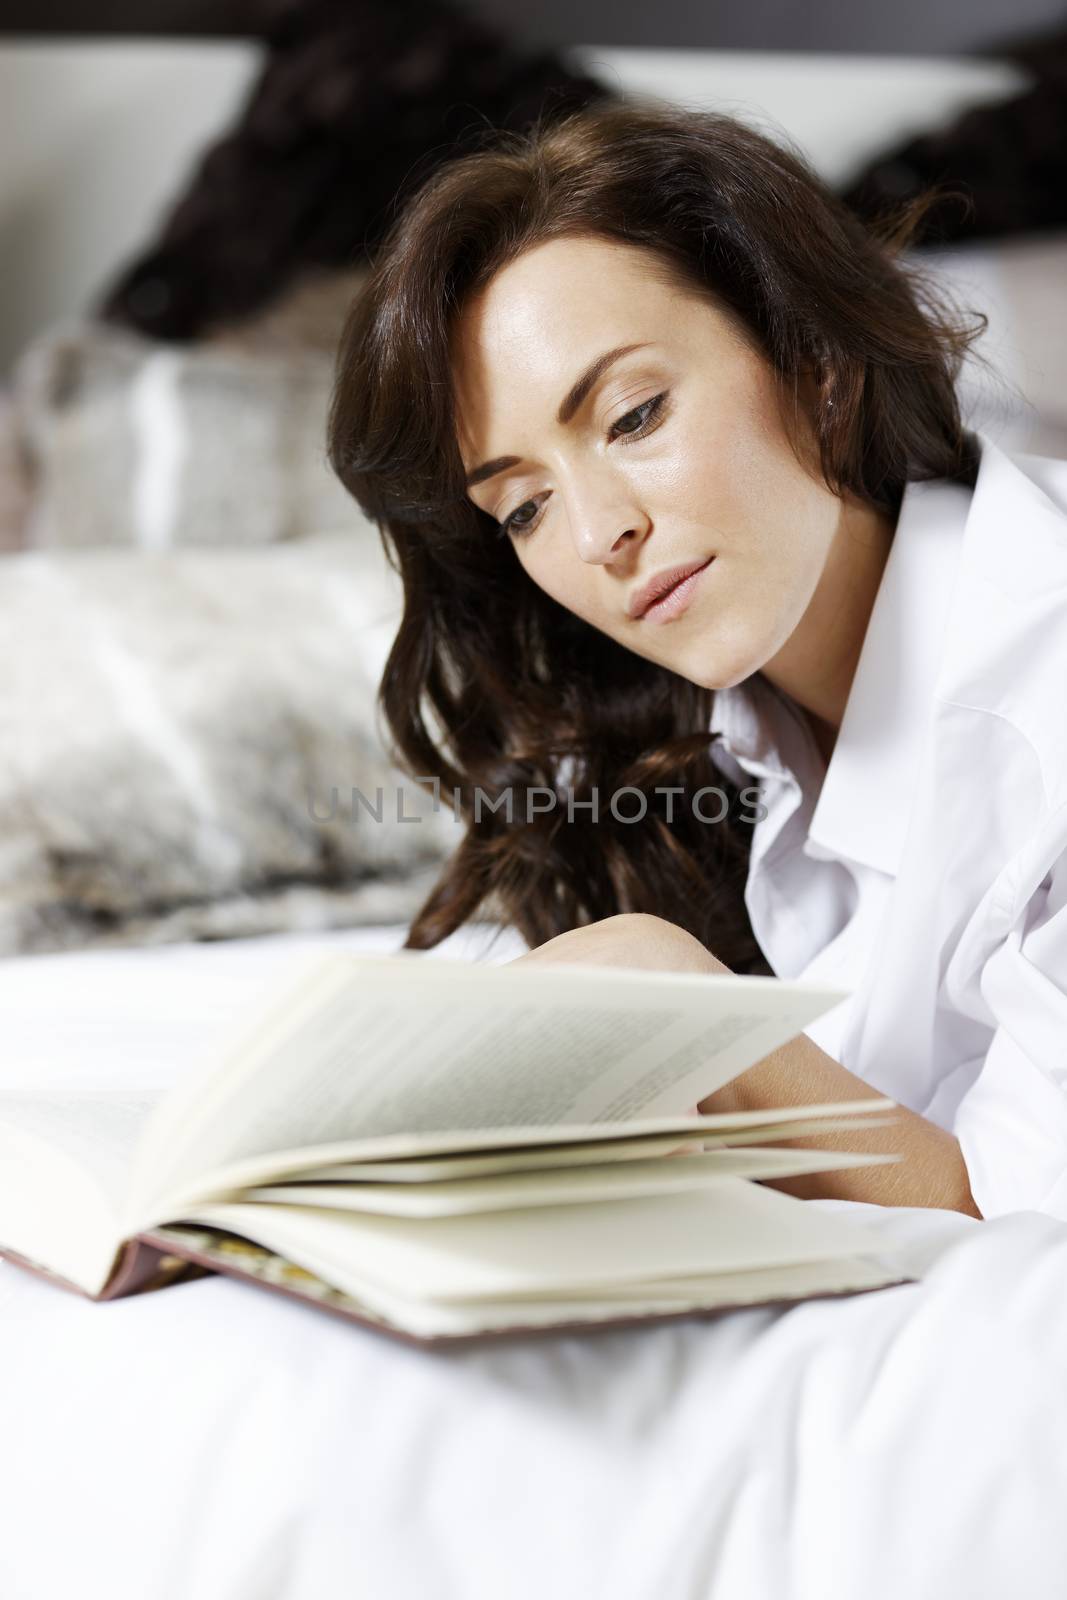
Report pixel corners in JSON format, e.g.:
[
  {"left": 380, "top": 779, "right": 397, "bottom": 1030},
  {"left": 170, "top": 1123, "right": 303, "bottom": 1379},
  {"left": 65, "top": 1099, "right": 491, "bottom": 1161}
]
[
  {"left": 709, "top": 440, "right": 977, "bottom": 876},
  {"left": 707, "top": 670, "right": 808, "bottom": 785}
]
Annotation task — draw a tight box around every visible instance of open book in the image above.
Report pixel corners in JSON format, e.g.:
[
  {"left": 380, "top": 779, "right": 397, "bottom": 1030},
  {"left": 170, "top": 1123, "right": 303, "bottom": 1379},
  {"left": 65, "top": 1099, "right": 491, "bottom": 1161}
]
[{"left": 0, "top": 948, "right": 907, "bottom": 1346}]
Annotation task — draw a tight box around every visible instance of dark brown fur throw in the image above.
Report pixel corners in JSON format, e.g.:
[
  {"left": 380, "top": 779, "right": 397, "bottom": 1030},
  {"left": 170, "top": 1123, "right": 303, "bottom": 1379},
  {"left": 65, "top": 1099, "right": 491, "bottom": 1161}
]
[
  {"left": 98, "top": 0, "right": 614, "bottom": 342},
  {"left": 100, "top": 2, "right": 1067, "bottom": 340},
  {"left": 840, "top": 21, "right": 1067, "bottom": 244}
]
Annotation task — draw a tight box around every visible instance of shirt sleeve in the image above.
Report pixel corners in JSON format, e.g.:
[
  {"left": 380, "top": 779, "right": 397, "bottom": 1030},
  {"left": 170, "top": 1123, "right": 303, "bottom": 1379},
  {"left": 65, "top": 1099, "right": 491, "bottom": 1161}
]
[{"left": 952, "top": 824, "right": 1067, "bottom": 1220}]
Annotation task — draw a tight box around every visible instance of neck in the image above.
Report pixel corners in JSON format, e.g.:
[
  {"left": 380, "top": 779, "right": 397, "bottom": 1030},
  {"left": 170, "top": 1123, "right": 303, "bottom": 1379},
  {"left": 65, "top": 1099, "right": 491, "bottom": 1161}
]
[{"left": 760, "top": 494, "right": 896, "bottom": 762}]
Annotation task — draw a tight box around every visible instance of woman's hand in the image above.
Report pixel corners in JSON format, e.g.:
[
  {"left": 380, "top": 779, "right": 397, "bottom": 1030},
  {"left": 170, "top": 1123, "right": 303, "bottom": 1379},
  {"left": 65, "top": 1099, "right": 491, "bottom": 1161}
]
[{"left": 509, "top": 912, "right": 731, "bottom": 978}]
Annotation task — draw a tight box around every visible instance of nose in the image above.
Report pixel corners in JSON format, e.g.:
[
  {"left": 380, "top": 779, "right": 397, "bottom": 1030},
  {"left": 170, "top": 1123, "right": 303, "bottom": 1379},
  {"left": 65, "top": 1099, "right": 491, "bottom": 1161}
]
[{"left": 570, "top": 495, "right": 651, "bottom": 566}]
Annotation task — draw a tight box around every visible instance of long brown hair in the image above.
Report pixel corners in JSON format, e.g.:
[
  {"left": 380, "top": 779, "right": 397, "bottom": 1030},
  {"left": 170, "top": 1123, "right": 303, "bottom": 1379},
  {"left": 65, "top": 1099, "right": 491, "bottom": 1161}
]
[{"left": 327, "top": 100, "right": 985, "bottom": 970}]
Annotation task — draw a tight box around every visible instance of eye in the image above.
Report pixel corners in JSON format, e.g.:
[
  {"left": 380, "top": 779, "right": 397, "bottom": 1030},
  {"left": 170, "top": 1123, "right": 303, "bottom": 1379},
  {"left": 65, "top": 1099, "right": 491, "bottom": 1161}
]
[
  {"left": 497, "top": 498, "right": 541, "bottom": 538},
  {"left": 495, "top": 390, "right": 670, "bottom": 540},
  {"left": 610, "top": 391, "right": 668, "bottom": 442}
]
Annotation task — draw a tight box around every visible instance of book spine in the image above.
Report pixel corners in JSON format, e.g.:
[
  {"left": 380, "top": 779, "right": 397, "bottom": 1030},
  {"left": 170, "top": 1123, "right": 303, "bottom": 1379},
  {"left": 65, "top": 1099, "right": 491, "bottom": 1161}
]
[
  {"left": 0, "top": 1238, "right": 213, "bottom": 1301},
  {"left": 101, "top": 1237, "right": 216, "bottom": 1299}
]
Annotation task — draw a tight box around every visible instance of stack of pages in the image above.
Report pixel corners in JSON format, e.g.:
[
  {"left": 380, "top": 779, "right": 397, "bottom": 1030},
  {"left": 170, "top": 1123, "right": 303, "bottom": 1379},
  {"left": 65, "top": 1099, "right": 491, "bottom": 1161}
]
[{"left": 0, "top": 950, "right": 906, "bottom": 1345}]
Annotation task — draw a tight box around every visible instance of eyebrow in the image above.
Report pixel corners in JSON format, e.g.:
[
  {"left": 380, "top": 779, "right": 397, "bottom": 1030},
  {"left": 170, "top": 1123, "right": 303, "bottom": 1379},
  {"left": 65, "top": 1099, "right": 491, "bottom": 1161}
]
[{"left": 464, "top": 342, "right": 652, "bottom": 489}]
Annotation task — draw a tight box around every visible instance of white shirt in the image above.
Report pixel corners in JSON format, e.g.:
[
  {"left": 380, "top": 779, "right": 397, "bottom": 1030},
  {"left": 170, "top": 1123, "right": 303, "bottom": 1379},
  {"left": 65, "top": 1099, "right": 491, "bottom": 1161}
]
[{"left": 708, "top": 427, "right": 1067, "bottom": 1222}]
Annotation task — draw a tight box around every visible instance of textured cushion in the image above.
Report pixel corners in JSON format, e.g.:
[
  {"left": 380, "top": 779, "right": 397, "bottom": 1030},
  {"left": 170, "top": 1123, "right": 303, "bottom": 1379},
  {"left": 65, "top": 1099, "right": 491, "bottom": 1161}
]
[
  {"left": 11, "top": 297, "right": 366, "bottom": 549},
  {"left": 0, "top": 534, "right": 458, "bottom": 955},
  {"left": 0, "top": 392, "right": 31, "bottom": 553}
]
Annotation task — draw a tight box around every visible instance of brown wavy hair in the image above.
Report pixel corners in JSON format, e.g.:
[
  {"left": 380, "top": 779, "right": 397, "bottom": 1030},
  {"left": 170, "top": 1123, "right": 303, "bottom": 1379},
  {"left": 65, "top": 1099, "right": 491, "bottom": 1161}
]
[{"left": 327, "top": 100, "right": 986, "bottom": 970}]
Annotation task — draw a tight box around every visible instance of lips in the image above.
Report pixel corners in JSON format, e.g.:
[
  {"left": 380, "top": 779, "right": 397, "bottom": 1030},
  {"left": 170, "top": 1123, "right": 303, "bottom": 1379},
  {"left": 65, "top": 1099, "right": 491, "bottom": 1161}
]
[{"left": 628, "top": 558, "right": 714, "bottom": 620}]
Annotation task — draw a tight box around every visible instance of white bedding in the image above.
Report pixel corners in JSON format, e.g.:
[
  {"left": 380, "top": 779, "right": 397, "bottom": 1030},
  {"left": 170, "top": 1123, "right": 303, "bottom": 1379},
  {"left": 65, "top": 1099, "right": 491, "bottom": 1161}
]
[{"left": 2, "top": 927, "right": 1066, "bottom": 1600}]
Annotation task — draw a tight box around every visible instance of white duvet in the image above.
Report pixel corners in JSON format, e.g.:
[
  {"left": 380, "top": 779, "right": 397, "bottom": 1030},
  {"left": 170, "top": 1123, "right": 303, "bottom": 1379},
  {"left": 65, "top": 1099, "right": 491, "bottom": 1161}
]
[{"left": 2, "top": 928, "right": 1066, "bottom": 1600}]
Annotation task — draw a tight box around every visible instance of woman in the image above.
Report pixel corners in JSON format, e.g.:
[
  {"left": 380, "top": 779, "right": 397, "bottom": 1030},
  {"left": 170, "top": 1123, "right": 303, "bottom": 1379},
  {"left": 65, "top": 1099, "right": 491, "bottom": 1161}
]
[{"left": 328, "top": 101, "right": 1067, "bottom": 1222}]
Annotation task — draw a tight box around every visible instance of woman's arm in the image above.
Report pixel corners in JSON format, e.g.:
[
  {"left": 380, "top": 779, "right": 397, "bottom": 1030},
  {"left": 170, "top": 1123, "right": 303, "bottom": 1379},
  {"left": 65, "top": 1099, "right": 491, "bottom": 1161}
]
[
  {"left": 695, "top": 1029, "right": 981, "bottom": 1215},
  {"left": 510, "top": 912, "right": 981, "bottom": 1217}
]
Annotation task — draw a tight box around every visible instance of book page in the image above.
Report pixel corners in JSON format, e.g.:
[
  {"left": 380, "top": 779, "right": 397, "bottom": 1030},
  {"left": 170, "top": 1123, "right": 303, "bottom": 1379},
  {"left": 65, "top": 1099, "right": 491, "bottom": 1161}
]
[
  {"left": 290, "top": 1132, "right": 721, "bottom": 1182},
  {"left": 177, "top": 1175, "right": 888, "bottom": 1336},
  {"left": 136, "top": 1101, "right": 895, "bottom": 1220},
  {"left": 282, "top": 1112, "right": 897, "bottom": 1183},
  {"left": 130, "top": 950, "right": 850, "bottom": 1217},
  {"left": 0, "top": 1089, "right": 163, "bottom": 1207},
  {"left": 240, "top": 1147, "right": 898, "bottom": 1218},
  {"left": 0, "top": 1089, "right": 162, "bottom": 1294},
  {"left": 141, "top": 1222, "right": 902, "bottom": 1340}
]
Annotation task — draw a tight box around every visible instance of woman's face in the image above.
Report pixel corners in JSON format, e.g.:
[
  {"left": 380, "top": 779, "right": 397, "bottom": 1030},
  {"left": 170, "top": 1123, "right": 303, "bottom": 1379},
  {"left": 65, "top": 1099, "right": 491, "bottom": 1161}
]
[{"left": 451, "top": 234, "right": 877, "bottom": 701}]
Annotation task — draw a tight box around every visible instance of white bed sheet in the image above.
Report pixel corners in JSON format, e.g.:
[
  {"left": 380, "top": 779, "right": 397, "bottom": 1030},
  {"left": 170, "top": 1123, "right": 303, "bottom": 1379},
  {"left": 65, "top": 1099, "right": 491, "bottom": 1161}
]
[{"left": 2, "top": 926, "right": 1066, "bottom": 1600}]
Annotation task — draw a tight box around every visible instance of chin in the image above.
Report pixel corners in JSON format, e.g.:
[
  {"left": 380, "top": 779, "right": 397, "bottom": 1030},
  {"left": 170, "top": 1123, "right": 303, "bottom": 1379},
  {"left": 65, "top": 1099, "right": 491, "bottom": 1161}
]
[
  {"left": 672, "top": 640, "right": 759, "bottom": 695},
  {"left": 666, "top": 660, "right": 733, "bottom": 694}
]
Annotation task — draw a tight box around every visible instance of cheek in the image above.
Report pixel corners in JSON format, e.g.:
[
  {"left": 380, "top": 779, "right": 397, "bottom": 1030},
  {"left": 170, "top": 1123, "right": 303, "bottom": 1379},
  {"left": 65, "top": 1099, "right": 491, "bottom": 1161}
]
[
  {"left": 516, "top": 541, "right": 571, "bottom": 608},
  {"left": 518, "top": 542, "right": 609, "bottom": 628},
  {"left": 667, "top": 376, "right": 803, "bottom": 523},
  {"left": 642, "top": 416, "right": 760, "bottom": 537}
]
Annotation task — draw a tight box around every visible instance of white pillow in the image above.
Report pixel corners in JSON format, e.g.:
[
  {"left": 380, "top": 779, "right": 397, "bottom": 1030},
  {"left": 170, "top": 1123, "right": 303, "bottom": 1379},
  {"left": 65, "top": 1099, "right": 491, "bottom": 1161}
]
[{"left": 910, "top": 232, "right": 1067, "bottom": 459}]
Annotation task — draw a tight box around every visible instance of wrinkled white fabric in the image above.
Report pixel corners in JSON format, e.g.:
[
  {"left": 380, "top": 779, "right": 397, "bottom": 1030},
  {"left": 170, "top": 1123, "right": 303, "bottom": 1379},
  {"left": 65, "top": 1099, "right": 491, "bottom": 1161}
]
[
  {"left": 3, "top": 930, "right": 1067, "bottom": 1600},
  {"left": 2, "top": 1196, "right": 1066, "bottom": 1600}
]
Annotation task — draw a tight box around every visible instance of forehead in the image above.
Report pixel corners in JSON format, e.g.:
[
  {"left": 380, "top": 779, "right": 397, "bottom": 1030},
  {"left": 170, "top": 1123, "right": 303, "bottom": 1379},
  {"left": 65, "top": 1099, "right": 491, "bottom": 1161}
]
[{"left": 449, "top": 236, "right": 694, "bottom": 418}]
